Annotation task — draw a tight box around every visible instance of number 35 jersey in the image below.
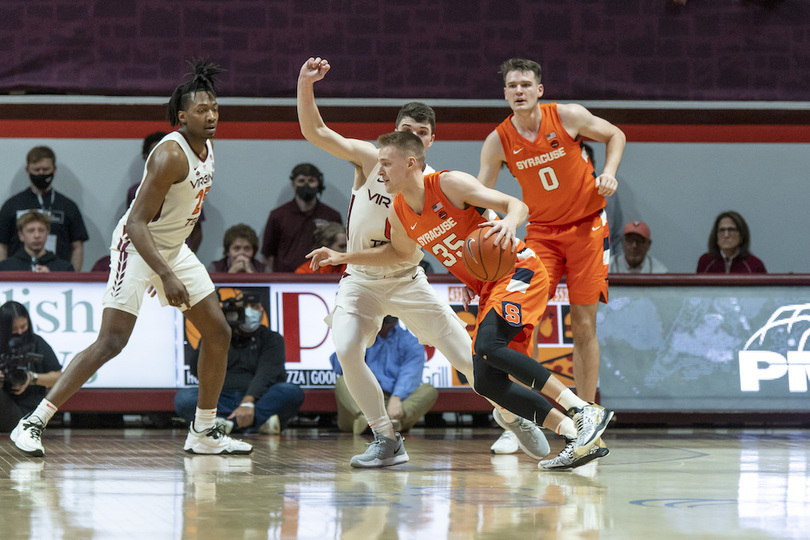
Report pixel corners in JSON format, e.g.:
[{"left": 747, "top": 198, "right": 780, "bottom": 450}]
[
  {"left": 111, "top": 132, "right": 214, "bottom": 253},
  {"left": 496, "top": 102, "right": 604, "bottom": 226},
  {"left": 392, "top": 171, "right": 534, "bottom": 295}
]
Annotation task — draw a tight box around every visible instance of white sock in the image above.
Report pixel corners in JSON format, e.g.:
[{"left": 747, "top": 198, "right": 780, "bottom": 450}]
[
  {"left": 555, "top": 388, "right": 588, "bottom": 412},
  {"left": 367, "top": 415, "right": 395, "bottom": 440},
  {"left": 194, "top": 407, "right": 217, "bottom": 432},
  {"left": 497, "top": 407, "right": 517, "bottom": 424},
  {"left": 30, "top": 399, "right": 58, "bottom": 426},
  {"left": 554, "top": 417, "right": 577, "bottom": 439}
]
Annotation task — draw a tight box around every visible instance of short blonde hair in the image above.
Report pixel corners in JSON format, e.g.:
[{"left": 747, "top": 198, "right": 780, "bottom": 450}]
[{"left": 17, "top": 210, "right": 50, "bottom": 231}]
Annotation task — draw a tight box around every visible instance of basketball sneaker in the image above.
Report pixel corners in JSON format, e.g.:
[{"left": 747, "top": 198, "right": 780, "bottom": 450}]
[
  {"left": 258, "top": 414, "right": 280, "bottom": 435},
  {"left": 214, "top": 417, "right": 234, "bottom": 435},
  {"left": 492, "top": 408, "right": 550, "bottom": 460},
  {"left": 350, "top": 432, "right": 409, "bottom": 468},
  {"left": 490, "top": 430, "right": 519, "bottom": 455},
  {"left": 11, "top": 415, "right": 45, "bottom": 457},
  {"left": 538, "top": 438, "right": 609, "bottom": 470},
  {"left": 184, "top": 422, "right": 253, "bottom": 455},
  {"left": 570, "top": 403, "right": 613, "bottom": 456}
]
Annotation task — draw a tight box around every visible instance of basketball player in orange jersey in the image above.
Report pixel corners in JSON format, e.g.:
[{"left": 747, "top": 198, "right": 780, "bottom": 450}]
[
  {"left": 310, "top": 131, "right": 614, "bottom": 469},
  {"left": 12, "top": 61, "right": 252, "bottom": 458},
  {"left": 299, "top": 56, "right": 550, "bottom": 468},
  {"left": 478, "top": 58, "right": 626, "bottom": 425}
]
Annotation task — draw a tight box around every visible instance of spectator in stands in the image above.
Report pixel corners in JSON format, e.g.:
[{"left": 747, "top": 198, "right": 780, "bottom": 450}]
[
  {"left": 174, "top": 290, "right": 304, "bottom": 434},
  {"left": 0, "top": 146, "right": 88, "bottom": 271},
  {"left": 0, "top": 212, "right": 74, "bottom": 272},
  {"left": 296, "top": 221, "right": 347, "bottom": 274},
  {"left": 330, "top": 316, "right": 438, "bottom": 434},
  {"left": 0, "top": 301, "right": 62, "bottom": 432},
  {"left": 697, "top": 210, "right": 766, "bottom": 273},
  {"left": 609, "top": 220, "right": 668, "bottom": 273},
  {"left": 127, "top": 132, "right": 205, "bottom": 253},
  {"left": 261, "top": 163, "right": 342, "bottom": 272},
  {"left": 208, "top": 224, "right": 267, "bottom": 274}
]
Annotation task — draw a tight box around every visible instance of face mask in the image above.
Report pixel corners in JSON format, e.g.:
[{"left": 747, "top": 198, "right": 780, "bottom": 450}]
[
  {"left": 239, "top": 307, "right": 262, "bottom": 334},
  {"left": 29, "top": 173, "right": 54, "bottom": 192},
  {"left": 295, "top": 184, "right": 319, "bottom": 202}
]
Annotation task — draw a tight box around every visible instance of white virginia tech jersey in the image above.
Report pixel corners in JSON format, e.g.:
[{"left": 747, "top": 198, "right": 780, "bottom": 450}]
[
  {"left": 111, "top": 132, "right": 214, "bottom": 253},
  {"left": 345, "top": 163, "right": 432, "bottom": 278}
]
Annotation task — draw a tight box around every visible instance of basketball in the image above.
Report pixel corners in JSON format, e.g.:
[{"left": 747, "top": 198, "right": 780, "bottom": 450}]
[{"left": 462, "top": 226, "right": 516, "bottom": 282}]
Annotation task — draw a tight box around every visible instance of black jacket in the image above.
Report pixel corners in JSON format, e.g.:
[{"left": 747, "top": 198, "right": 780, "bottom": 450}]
[{"left": 0, "top": 248, "right": 74, "bottom": 272}]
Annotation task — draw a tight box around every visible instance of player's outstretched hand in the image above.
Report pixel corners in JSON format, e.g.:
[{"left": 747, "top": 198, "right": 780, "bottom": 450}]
[
  {"left": 595, "top": 173, "right": 618, "bottom": 197},
  {"left": 306, "top": 246, "right": 341, "bottom": 271},
  {"left": 461, "top": 286, "right": 477, "bottom": 311},
  {"left": 480, "top": 220, "right": 519, "bottom": 252},
  {"left": 299, "top": 57, "right": 331, "bottom": 83}
]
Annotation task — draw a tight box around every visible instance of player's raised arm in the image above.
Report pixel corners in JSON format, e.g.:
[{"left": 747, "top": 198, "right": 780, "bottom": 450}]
[
  {"left": 297, "top": 57, "right": 379, "bottom": 175},
  {"left": 557, "top": 102, "right": 626, "bottom": 197},
  {"left": 477, "top": 130, "right": 507, "bottom": 189},
  {"left": 126, "top": 141, "right": 190, "bottom": 307},
  {"left": 442, "top": 170, "right": 527, "bottom": 252}
]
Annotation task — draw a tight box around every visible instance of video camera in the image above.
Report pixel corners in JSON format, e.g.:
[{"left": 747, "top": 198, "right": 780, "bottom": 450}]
[
  {"left": 220, "top": 291, "right": 262, "bottom": 328},
  {"left": 0, "top": 336, "right": 43, "bottom": 387}
]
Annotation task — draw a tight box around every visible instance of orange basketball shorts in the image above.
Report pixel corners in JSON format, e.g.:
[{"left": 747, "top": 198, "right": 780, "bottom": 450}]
[
  {"left": 525, "top": 208, "right": 609, "bottom": 305},
  {"left": 471, "top": 249, "right": 550, "bottom": 356}
]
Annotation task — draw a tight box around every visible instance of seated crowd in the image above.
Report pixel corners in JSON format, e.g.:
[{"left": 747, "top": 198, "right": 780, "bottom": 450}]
[{"left": 0, "top": 139, "right": 769, "bottom": 277}]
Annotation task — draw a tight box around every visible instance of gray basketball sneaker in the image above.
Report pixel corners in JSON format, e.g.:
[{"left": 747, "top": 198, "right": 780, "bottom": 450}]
[
  {"left": 539, "top": 438, "right": 609, "bottom": 470},
  {"left": 492, "top": 408, "right": 550, "bottom": 460},
  {"left": 350, "top": 432, "right": 409, "bottom": 468},
  {"left": 571, "top": 403, "right": 613, "bottom": 456}
]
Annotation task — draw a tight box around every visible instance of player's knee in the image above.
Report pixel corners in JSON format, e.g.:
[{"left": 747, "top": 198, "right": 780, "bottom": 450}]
[
  {"left": 95, "top": 332, "right": 130, "bottom": 359},
  {"left": 208, "top": 321, "right": 231, "bottom": 350}
]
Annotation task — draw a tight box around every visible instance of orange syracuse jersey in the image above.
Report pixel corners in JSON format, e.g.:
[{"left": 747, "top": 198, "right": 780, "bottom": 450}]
[{"left": 496, "top": 102, "right": 605, "bottom": 226}]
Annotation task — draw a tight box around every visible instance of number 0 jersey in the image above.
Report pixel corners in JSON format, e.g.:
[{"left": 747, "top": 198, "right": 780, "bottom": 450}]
[
  {"left": 496, "top": 102, "right": 604, "bottom": 226},
  {"left": 111, "top": 132, "right": 214, "bottom": 253}
]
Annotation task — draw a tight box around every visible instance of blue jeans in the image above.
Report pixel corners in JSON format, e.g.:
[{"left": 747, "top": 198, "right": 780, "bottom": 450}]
[{"left": 174, "top": 382, "right": 305, "bottom": 431}]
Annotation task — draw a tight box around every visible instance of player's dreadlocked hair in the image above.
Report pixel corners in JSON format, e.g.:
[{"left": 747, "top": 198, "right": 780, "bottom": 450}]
[{"left": 167, "top": 59, "right": 223, "bottom": 127}]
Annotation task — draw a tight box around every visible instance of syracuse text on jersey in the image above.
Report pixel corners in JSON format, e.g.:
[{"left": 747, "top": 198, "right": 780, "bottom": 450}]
[{"left": 514, "top": 147, "right": 566, "bottom": 170}]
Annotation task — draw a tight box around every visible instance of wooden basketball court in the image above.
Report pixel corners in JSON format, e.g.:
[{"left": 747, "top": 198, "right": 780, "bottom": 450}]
[{"left": 2, "top": 426, "right": 808, "bottom": 539}]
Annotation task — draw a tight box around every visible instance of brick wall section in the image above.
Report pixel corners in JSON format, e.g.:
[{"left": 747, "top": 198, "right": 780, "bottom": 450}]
[{"left": 1, "top": 0, "right": 807, "bottom": 100}]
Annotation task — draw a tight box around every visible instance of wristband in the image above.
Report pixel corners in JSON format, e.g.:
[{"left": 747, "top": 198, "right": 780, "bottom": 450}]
[{"left": 238, "top": 402, "right": 255, "bottom": 409}]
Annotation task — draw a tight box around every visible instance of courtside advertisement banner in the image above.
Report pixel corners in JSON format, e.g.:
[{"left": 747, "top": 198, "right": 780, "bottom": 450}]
[
  {"left": 0, "top": 281, "right": 183, "bottom": 388},
  {"left": 598, "top": 286, "right": 810, "bottom": 411}
]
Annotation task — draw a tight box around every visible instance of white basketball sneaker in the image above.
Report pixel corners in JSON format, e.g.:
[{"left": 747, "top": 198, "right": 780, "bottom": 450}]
[
  {"left": 11, "top": 415, "right": 46, "bottom": 457},
  {"left": 184, "top": 422, "right": 253, "bottom": 455},
  {"left": 490, "top": 430, "right": 519, "bottom": 455}
]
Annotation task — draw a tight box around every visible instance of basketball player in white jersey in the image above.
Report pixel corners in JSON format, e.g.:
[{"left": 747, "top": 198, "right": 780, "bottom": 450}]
[
  {"left": 298, "top": 57, "right": 550, "bottom": 468},
  {"left": 12, "top": 61, "right": 252, "bottom": 457}
]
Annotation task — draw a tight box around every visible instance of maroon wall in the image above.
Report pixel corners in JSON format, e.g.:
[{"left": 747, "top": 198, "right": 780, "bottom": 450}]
[{"left": 1, "top": 0, "right": 807, "bottom": 100}]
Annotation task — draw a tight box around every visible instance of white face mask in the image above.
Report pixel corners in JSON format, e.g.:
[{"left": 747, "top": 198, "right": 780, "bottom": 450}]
[{"left": 239, "top": 307, "right": 262, "bottom": 333}]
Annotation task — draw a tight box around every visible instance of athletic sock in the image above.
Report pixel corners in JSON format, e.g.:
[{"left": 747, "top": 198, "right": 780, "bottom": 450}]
[
  {"left": 553, "top": 417, "right": 577, "bottom": 439},
  {"left": 194, "top": 407, "right": 217, "bottom": 432},
  {"left": 555, "top": 388, "right": 588, "bottom": 412},
  {"left": 30, "top": 399, "right": 58, "bottom": 426},
  {"left": 497, "top": 407, "right": 517, "bottom": 424},
  {"left": 367, "top": 415, "right": 395, "bottom": 440}
]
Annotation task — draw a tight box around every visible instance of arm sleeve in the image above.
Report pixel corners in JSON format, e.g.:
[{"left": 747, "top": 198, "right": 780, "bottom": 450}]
[
  {"left": 390, "top": 329, "right": 427, "bottom": 400},
  {"left": 245, "top": 329, "right": 286, "bottom": 398},
  {"left": 67, "top": 199, "right": 89, "bottom": 242},
  {"left": 0, "top": 201, "right": 15, "bottom": 244},
  {"left": 261, "top": 212, "right": 280, "bottom": 259}
]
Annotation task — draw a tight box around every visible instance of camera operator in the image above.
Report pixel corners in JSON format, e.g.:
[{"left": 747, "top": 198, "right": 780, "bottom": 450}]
[
  {"left": 0, "top": 301, "right": 62, "bottom": 432},
  {"left": 174, "top": 291, "right": 304, "bottom": 434}
]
